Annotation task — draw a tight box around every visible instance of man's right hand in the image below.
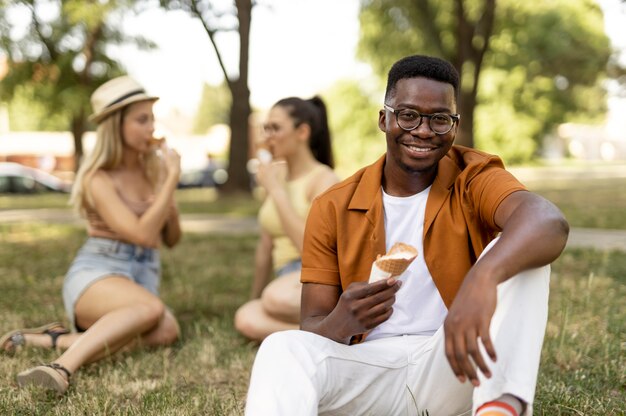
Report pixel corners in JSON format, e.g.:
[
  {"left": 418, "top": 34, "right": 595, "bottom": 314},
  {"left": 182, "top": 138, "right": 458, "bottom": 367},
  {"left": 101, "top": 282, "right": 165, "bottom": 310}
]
[{"left": 301, "top": 278, "right": 402, "bottom": 344}]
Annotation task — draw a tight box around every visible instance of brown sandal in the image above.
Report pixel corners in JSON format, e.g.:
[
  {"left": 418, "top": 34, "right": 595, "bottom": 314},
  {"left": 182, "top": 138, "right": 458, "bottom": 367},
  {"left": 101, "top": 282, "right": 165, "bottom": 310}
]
[
  {"left": 0, "top": 322, "right": 69, "bottom": 355},
  {"left": 17, "top": 363, "right": 71, "bottom": 395}
]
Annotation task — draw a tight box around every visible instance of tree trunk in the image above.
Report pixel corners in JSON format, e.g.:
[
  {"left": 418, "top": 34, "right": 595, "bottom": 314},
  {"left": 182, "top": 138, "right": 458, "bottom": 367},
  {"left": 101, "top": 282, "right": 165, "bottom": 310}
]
[
  {"left": 222, "top": 0, "right": 252, "bottom": 194},
  {"left": 223, "top": 79, "right": 252, "bottom": 193},
  {"left": 456, "top": 91, "right": 475, "bottom": 148},
  {"left": 451, "top": 0, "right": 495, "bottom": 149},
  {"left": 71, "top": 111, "right": 85, "bottom": 172}
]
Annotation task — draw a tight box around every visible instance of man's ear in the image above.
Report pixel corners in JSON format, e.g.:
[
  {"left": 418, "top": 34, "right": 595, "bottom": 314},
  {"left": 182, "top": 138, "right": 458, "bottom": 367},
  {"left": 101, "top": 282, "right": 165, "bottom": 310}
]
[{"left": 378, "top": 109, "right": 386, "bottom": 132}]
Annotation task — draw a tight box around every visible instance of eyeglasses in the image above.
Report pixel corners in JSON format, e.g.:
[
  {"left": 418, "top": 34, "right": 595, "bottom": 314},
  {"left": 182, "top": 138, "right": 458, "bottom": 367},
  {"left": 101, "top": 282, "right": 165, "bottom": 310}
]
[{"left": 384, "top": 104, "right": 460, "bottom": 135}]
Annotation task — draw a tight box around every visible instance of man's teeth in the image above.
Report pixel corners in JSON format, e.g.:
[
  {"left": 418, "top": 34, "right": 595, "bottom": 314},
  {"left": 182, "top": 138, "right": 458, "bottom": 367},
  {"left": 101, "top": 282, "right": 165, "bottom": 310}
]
[{"left": 406, "top": 145, "right": 432, "bottom": 152}]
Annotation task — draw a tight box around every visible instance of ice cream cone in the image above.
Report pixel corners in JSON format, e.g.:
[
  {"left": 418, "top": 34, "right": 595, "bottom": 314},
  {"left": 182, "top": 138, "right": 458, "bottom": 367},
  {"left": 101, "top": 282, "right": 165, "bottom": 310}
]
[
  {"left": 257, "top": 148, "right": 273, "bottom": 164},
  {"left": 368, "top": 242, "right": 418, "bottom": 283},
  {"left": 149, "top": 136, "right": 166, "bottom": 147}
]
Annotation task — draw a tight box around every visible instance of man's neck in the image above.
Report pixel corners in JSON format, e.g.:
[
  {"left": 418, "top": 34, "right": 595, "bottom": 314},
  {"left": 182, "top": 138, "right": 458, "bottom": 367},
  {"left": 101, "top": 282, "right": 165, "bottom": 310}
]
[{"left": 382, "top": 163, "right": 437, "bottom": 196}]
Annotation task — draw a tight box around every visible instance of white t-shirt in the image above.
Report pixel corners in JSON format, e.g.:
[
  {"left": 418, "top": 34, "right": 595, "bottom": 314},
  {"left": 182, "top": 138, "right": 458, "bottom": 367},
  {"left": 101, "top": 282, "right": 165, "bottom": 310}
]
[{"left": 367, "top": 186, "right": 448, "bottom": 341}]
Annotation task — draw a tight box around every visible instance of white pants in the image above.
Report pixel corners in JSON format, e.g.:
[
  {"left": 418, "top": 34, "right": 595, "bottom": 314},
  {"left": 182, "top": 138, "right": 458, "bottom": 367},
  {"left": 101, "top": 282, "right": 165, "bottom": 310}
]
[{"left": 245, "top": 256, "right": 550, "bottom": 415}]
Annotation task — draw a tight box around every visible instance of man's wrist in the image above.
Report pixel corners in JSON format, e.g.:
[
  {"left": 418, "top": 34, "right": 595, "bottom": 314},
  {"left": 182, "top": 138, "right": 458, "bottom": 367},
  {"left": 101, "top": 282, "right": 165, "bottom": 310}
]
[{"left": 302, "top": 318, "right": 351, "bottom": 345}]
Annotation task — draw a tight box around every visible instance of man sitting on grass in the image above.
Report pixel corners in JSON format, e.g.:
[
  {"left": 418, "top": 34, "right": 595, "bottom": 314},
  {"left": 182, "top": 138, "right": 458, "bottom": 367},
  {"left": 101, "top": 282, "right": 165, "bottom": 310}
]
[{"left": 244, "top": 54, "right": 569, "bottom": 415}]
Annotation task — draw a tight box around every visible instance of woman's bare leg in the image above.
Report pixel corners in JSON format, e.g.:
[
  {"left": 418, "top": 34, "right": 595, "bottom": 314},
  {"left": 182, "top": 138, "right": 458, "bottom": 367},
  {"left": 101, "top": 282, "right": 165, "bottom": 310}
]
[
  {"left": 22, "top": 308, "right": 179, "bottom": 353},
  {"left": 261, "top": 271, "right": 302, "bottom": 323},
  {"left": 52, "top": 276, "right": 179, "bottom": 374},
  {"left": 234, "top": 271, "right": 302, "bottom": 342},
  {"left": 234, "top": 300, "right": 299, "bottom": 342}
]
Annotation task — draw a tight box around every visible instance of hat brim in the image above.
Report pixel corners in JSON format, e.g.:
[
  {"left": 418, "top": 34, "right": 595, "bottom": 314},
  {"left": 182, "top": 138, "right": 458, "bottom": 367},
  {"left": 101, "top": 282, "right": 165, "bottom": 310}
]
[{"left": 89, "top": 94, "right": 159, "bottom": 124}]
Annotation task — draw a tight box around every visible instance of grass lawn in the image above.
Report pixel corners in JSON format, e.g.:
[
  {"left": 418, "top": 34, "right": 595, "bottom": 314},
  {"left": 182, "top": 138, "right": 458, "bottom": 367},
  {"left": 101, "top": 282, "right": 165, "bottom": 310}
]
[
  {"left": 527, "top": 177, "right": 626, "bottom": 230},
  {"left": 1, "top": 173, "right": 624, "bottom": 229},
  {"left": 0, "top": 223, "right": 257, "bottom": 415},
  {"left": 0, "top": 223, "right": 624, "bottom": 415},
  {"left": 0, "top": 188, "right": 261, "bottom": 217}
]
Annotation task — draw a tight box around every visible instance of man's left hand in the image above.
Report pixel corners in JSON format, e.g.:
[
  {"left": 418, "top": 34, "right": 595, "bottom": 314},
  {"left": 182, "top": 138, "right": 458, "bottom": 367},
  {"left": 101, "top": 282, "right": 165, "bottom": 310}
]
[{"left": 443, "top": 274, "right": 498, "bottom": 387}]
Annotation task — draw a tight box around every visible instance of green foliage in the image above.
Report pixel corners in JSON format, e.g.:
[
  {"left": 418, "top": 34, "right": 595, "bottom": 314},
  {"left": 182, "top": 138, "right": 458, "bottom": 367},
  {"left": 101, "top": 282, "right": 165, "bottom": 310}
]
[
  {"left": 357, "top": 0, "right": 612, "bottom": 163},
  {"left": 358, "top": 0, "right": 458, "bottom": 70},
  {"left": 192, "top": 82, "right": 231, "bottom": 134},
  {"left": 7, "top": 84, "right": 68, "bottom": 131},
  {"left": 484, "top": 0, "right": 610, "bottom": 153},
  {"left": 475, "top": 102, "right": 537, "bottom": 163},
  {"left": 323, "top": 79, "right": 386, "bottom": 177},
  {"left": 0, "top": 0, "right": 154, "bottom": 132}
]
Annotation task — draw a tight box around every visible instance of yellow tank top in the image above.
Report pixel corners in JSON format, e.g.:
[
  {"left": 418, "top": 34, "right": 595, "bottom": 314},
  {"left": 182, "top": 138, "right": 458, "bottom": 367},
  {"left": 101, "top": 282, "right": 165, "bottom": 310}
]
[{"left": 258, "top": 164, "right": 327, "bottom": 271}]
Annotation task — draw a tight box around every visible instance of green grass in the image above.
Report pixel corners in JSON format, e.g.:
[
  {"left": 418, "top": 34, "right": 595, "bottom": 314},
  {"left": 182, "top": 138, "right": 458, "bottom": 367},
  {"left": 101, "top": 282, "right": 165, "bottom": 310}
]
[
  {"left": 0, "top": 188, "right": 261, "bottom": 217},
  {"left": 535, "top": 248, "right": 625, "bottom": 415},
  {"left": 174, "top": 188, "right": 261, "bottom": 216},
  {"left": 527, "top": 177, "right": 626, "bottom": 230},
  {"left": 0, "top": 223, "right": 258, "bottom": 415},
  {"left": 0, "top": 192, "right": 70, "bottom": 210},
  {"left": 0, "top": 223, "right": 624, "bottom": 414},
  {"left": 1, "top": 174, "right": 624, "bottom": 229}
]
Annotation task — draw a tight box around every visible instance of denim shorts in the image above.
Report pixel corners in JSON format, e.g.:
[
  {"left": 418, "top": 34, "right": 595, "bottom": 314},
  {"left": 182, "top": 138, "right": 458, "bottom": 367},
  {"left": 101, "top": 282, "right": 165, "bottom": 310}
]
[
  {"left": 62, "top": 237, "right": 161, "bottom": 331},
  {"left": 275, "top": 259, "right": 302, "bottom": 277}
]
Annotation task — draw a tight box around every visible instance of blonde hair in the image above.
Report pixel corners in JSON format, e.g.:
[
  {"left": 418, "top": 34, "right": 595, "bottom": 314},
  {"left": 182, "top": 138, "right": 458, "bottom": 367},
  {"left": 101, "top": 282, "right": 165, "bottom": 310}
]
[{"left": 70, "top": 106, "right": 162, "bottom": 216}]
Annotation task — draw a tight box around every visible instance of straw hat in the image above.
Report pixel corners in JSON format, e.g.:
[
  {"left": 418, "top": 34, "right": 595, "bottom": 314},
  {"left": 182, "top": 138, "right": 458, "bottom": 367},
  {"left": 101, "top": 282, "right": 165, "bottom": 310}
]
[{"left": 89, "top": 76, "right": 158, "bottom": 124}]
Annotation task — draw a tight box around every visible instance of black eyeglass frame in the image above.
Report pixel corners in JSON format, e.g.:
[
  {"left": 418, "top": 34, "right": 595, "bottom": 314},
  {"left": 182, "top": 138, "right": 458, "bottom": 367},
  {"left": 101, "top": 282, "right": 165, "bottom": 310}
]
[{"left": 383, "top": 104, "right": 460, "bottom": 135}]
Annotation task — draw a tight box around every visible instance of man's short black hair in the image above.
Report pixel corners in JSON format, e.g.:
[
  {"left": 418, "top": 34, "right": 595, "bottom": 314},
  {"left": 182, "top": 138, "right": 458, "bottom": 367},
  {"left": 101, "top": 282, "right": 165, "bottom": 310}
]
[{"left": 385, "top": 55, "right": 460, "bottom": 102}]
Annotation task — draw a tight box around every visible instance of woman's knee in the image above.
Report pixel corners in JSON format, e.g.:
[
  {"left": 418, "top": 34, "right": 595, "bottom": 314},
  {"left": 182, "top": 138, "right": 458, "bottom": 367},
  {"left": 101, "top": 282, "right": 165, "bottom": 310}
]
[
  {"left": 234, "top": 301, "right": 263, "bottom": 339},
  {"left": 135, "top": 297, "right": 167, "bottom": 329},
  {"left": 261, "top": 281, "right": 300, "bottom": 318},
  {"left": 75, "top": 276, "right": 166, "bottom": 329},
  {"left": 139, "top": 307, "right": 179, "bottom": 347},
  {"left": 153, "top": 310, "right": 180, "bottom": 345}
]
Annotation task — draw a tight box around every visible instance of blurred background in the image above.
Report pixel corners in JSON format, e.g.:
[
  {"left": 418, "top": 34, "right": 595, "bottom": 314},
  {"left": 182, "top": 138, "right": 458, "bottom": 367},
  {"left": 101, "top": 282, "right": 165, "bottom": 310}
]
[{"left": 0, "top": 0, "right": 625, "bottom": 193}]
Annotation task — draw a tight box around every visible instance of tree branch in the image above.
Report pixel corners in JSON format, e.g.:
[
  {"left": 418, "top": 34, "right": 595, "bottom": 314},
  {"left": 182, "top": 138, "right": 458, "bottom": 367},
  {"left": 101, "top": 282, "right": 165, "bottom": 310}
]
[
  {"left": 235, "top": 0, "right": 251, "bottom": 86},
  {"left": 471, "top": 0, "right": 495, "bottom": 97},
  {"left": 191, "top": 0, "right": 232, "bottom": 86},
  {"left": 414, "top": 0, "right": 446, "bottom": 57},
  {"left": 28, "top": 2, "right": 57, "bottom": 62},
  {"left": 79, "top": 22, "right": 103, "bottom": 84}
]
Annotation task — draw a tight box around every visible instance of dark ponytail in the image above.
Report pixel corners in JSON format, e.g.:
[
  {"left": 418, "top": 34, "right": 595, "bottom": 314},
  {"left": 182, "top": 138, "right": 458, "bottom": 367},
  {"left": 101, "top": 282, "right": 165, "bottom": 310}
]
[{"left": 273, "top": 96, "right": 334, "bottom": 168}]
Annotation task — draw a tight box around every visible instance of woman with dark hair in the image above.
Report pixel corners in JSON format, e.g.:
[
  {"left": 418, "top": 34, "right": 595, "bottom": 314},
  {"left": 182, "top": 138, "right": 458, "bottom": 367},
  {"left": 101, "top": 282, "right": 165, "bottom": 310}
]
[{"left": 234, "top": 96, "right": 339, "bottom": 342}]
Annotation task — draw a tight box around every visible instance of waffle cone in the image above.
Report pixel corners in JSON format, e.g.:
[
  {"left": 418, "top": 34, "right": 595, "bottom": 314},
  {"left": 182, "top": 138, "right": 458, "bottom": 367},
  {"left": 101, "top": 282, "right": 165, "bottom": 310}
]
[
  {"left": 368, "top": 242, "right": 418, "bottom": 283},
  {"left": 387, "top": 242, "right": 418, "bottom": 257},
  {"left": 375, "top": 257, "right": 413, "bottom": 276},
  {"left": 149, "top": 137, "right": 166, "bottom": 146}
]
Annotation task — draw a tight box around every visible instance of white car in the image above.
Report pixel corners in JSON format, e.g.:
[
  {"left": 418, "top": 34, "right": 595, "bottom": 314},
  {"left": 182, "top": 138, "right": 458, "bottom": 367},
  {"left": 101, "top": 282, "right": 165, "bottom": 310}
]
[{"left": 0, "top": 162, "right": 71, "bottom": 193}]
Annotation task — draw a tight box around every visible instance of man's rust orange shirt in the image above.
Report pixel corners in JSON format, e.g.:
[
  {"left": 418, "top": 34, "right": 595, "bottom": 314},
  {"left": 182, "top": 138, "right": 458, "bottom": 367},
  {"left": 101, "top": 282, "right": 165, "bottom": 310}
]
[{"left": 301, "top": 145, "right": 527, "bottom": 310}]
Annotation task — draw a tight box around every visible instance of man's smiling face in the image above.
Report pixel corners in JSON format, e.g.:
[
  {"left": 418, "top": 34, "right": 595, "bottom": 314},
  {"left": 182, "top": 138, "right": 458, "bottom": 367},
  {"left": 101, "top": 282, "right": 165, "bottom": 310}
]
[{"left": 379, "top": 76, "right": 458, "bottom": 176}]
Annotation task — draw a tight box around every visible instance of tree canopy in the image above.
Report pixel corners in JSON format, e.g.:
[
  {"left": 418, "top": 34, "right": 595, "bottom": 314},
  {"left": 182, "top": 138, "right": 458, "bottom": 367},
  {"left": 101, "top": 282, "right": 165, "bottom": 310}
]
[
  {"left": 323, "top": 79, "right": 385, "bottom": 178},
  {"left": 357, "top": 0, "right": 612, "bottom": 162},
  {"left": 0, "top": 0, "right": 154, "bottom": 167}
]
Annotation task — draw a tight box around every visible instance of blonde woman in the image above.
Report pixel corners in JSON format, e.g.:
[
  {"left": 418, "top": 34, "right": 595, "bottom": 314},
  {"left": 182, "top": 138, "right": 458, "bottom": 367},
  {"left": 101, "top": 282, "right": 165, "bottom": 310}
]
[
  {"left": 0, "top": 76, "right": 182, "bottom": 394},
  {"left": 234, "top": 96, "right": 340, "bottom": 342}
]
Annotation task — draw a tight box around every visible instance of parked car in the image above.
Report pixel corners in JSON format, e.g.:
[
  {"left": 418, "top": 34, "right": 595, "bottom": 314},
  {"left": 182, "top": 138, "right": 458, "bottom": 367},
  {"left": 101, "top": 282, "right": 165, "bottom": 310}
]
[
  {"left": 178, "top": 162, "right": 228, "bottom": 189},
  {"left": 0, "top": 162, "right": 72, "bottom": 194}
]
